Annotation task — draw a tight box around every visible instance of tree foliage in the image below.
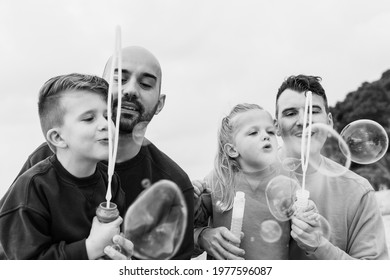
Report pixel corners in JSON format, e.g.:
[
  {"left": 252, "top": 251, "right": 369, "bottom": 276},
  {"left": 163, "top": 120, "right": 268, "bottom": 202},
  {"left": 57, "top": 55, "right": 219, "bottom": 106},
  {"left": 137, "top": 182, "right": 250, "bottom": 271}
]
[{"left": 325, "top": 70, "right": 390, "bottom": 191}]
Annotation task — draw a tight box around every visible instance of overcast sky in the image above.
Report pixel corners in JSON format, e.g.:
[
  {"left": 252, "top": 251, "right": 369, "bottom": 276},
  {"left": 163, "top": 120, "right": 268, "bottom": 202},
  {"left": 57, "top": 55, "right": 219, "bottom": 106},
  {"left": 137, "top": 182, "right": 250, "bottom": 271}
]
[{"left": 1, "top": 0, "right": 390, "bottom": 197}]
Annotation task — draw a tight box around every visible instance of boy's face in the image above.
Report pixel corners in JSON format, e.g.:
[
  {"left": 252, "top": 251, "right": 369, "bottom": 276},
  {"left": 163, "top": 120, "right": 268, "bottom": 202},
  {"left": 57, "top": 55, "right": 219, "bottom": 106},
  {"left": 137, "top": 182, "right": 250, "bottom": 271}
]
[
  {"left": 58, "top": 91, "right": 114, "bottom": 162},
  {"left": 276, "top": 89, "right": 333, "bottom": 158},
  {"left": 231, "top": 109, "right": 278, "bottom": 172}
]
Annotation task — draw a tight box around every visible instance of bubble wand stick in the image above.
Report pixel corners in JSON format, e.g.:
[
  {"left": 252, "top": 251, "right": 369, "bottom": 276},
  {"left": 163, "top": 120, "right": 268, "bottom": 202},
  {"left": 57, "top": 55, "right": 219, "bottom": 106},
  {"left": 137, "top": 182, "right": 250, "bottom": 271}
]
[
  {"left": 106, "top": 26, "right": 122, "bottom": 208},
  {"left": 295, "top": 91, "right": 313, "bottom": 208}
]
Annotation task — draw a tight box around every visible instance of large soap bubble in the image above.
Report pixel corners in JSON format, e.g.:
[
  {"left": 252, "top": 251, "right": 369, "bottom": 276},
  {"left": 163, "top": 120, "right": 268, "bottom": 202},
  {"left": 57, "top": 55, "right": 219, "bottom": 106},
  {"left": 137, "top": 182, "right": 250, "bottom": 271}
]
[
  {"left": 340, "top": 119, "right": 389, "bottom": 165},
  {"left": 293, "top": 213, "right": 332, "bottom": 250},
  {"left": 277, "top": 122, "right": 352, "bottom": 177},
  {"left": 266, "top": 175, "right": 300, "bottom": 221},
  {"left": 123, "top": 180, "right": 187, "bottom": 259},
  {"left": 308, "top": 123, "right": 352, "bottom": 177}
]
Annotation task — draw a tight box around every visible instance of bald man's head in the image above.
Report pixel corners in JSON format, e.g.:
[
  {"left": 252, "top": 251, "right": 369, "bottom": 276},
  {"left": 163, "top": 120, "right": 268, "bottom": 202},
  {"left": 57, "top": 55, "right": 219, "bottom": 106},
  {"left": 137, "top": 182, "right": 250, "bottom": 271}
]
[
  {"left": 103, "top": 46, "right": 162, "bottom": 93},
  {"left": 103, "top": 46, "right": 166, "bottom": 135}
]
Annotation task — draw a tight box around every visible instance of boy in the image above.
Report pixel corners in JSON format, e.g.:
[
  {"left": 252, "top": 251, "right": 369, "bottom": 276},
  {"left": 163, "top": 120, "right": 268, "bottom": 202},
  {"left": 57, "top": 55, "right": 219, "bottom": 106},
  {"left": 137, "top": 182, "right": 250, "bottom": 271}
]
[{"left": 0, "top": 73, "right": 125, "bottom": 259}]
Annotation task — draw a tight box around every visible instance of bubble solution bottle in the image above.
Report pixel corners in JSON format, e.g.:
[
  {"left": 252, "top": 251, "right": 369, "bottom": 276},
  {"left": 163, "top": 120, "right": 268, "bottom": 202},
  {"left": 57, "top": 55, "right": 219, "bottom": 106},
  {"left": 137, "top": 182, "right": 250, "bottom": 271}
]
[
  {"left": 96, "top": 202, "right": 119, "bottom": 223},
  {"left": 96, "top": 202, "right": 122, "bottom": 258},
  {"left": 230, "top": 191, "right": 245, "bottom": 247},
  {"left": 295, "top": 189, "right": 309, "bottom": 210}
]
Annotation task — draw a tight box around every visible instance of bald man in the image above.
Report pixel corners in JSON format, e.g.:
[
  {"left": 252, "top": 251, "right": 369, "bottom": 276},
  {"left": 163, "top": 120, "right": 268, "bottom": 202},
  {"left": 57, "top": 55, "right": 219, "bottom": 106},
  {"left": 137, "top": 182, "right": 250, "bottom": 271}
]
[{"left": 3, "top": 46, "right": 194, "bottom": 260}]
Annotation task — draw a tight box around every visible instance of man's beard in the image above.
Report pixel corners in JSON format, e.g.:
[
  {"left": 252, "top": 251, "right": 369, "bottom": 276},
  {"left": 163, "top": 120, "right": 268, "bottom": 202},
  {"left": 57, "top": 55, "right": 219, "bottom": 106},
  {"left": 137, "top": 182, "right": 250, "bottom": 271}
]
[{"left": 112, "top": 96, "right": 159, "bottom": 134}]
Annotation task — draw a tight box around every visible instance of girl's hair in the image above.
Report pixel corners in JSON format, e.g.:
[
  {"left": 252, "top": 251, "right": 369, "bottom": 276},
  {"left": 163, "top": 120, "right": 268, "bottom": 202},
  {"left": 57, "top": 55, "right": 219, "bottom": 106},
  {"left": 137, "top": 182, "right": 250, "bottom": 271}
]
[{"left": 211, "top": 103, "right": 263, "bottom": 211}]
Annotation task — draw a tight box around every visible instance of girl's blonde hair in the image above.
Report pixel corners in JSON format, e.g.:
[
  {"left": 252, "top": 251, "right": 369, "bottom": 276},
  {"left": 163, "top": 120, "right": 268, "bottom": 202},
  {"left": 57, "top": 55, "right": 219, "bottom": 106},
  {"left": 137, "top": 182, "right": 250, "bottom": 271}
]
[{"left": 211, "top": 103, "right": 263, "bottom": 211}]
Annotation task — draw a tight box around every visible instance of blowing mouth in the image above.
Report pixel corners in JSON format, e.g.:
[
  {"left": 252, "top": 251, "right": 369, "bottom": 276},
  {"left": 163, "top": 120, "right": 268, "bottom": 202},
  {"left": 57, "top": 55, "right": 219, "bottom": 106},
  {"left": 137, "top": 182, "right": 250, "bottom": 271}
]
[{"left": 262, "top": 142, "right": 273, "bottom": 149}]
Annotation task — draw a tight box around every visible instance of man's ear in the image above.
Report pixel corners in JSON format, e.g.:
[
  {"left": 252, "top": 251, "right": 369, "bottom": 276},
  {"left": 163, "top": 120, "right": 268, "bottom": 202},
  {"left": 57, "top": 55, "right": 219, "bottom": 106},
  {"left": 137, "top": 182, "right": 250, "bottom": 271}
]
[
  {"left": 327, "top": 112, "right": 334, "bottom": 128},
  {"left": 274, "top": 120, "right": 281, "bottom": 136},
  {"left": 155, "top": 94, "right": 166, "bottom": 115},
  {"left": 224, "top": 143, "right": 239, "bottom": 158},
  {"left": 46, "top": 128, "right": 67, "bottom": 149}
]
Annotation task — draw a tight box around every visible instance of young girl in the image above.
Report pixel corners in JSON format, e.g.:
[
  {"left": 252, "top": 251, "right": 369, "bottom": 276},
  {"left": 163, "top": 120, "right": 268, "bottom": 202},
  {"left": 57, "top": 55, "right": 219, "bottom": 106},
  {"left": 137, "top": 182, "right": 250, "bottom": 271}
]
[{"left": 193, "top": 103, "right": 316, "bottom": 260}]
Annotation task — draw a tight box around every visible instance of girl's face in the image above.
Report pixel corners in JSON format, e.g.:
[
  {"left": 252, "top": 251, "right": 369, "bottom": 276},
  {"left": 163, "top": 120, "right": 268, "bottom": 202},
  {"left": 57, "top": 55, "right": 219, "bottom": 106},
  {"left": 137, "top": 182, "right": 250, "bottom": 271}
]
[{"left": 230, "top": 109, "right": 278, "bottom": 172}]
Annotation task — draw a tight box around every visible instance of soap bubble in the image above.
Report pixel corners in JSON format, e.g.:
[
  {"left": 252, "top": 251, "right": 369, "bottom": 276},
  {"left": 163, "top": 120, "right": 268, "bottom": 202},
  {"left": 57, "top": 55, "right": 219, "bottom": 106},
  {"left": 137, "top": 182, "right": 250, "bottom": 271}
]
[
  {"left": 141, "top": 178, "right": 152, "bottom": 189},
  {"left": 317, "top": 215, "right": 331, "bottom": 240},
  {"left": 292, "top": 213, "right": 332, "bottom": 249},
  {"left": 281, "top": 157, "right": 301, "bottom": 172},
  {"left": 278, "top": 123, "right": 352, "bottom": 177},
  {"left": 266, "top": 175, "right": 300, "bottom": 221},
  {"left": 295, "top": 211, "right": 331, "bottom": 240},
  {"left": 123, "top": 180, "right": 187, "bottom": 259},
  {"left": 309, "top": 123, "right": 352, "bottom": 177},
  {"left": 131, "top": 121, "right": 150, "bottom": 146},
  {"left": 277, "top": 146, "right": 302, "bottom": 172},
  {"left": 215, "top": 200, "right": 229, "bottom": 212},
  {"left": 260, "top": 220, "right": 283, "bottom": 243},
  {"left": 340, "top": 119, "right": 389, "bottom": 165}
]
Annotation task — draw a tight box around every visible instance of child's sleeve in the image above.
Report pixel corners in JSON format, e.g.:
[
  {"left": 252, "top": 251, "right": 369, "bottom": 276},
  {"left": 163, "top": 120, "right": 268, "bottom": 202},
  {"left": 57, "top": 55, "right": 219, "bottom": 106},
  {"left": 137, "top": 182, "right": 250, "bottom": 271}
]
[
  {"left": 192, "top": 174, "right": 214, "bottom": 257},
  {"left": 194, "top": 172, "right": 215, "bottom": 227},
  {"left": 0, "top": 178, "right": 88, "bottom": 260},
  {"left": 0, "top": 208, "right": 88, "bottom": 259},
  {"left": 194, "top": 192, "right": 213, "bottom": 228},
  {"left": 192, "top": 191, "right": 213, "bottom": 257}
]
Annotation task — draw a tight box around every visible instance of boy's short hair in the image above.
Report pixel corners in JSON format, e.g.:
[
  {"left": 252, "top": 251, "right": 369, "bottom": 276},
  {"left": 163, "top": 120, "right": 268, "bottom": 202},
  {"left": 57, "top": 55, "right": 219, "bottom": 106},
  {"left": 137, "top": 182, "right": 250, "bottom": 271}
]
[
  {"left": 275, "top": 75, "right": 329, "bottom": 116},
  {"left": 38, "top": 73, "right": 109, "bottom": 152}
]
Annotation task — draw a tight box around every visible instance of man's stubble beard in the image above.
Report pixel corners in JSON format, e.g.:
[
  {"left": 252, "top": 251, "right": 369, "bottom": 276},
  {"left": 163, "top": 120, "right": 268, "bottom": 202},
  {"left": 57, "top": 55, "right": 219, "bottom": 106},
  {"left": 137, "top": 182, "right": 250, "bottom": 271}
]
[{"left": 114, "top": 102, "right": 159, "bottom": 135}]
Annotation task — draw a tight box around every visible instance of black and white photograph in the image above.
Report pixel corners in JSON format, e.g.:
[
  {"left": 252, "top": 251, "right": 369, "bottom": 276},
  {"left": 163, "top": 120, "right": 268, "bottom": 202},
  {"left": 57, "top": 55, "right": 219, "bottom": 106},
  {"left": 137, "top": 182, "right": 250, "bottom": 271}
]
[{"left": 0, "top": 0, "right": 389, "bottom": 278}]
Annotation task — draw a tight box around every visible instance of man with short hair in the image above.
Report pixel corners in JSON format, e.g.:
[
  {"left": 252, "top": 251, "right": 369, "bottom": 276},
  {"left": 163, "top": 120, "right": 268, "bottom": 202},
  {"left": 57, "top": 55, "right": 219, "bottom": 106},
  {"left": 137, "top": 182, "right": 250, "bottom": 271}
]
[{"left": 275, "top": 74, "right": 388, "bottom": 259}]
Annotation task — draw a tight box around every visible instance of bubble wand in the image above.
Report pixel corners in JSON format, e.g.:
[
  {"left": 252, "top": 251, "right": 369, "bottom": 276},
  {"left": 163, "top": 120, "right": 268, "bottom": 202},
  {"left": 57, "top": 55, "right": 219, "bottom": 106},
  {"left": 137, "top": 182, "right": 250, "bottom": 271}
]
[
  {"left": 106, "top": 26, "right": 122, "bottom": 208},
  {"left": 295, "top": 91, "right": 313, "bottom": 208}
]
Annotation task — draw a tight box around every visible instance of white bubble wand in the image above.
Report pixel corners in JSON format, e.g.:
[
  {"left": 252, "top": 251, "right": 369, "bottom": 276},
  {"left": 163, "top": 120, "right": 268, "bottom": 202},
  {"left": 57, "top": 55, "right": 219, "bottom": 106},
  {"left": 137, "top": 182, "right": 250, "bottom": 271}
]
[
  {"left": 106, "top": 26, "right": 122, "bottom": 208},
  {"left": 295, "top": 91, "right": 313, "bottom": 208}
]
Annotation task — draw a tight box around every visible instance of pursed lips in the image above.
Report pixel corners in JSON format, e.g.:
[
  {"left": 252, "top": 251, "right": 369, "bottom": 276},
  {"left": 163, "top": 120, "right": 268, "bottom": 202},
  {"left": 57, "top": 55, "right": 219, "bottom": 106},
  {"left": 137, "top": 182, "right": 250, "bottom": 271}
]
[{"left": 262, "top": 142, "right": 272, "bottom": 149}]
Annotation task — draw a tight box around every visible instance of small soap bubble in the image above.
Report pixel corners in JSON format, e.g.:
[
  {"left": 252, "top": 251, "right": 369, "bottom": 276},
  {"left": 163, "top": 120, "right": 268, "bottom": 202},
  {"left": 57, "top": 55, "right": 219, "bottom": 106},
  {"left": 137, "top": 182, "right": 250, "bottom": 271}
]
[
  {"left": 340, "top": 119, "right": 389, "bottom": 165},
  {"left": 266, "top": 175, "right": 300, "bottom": 221},
  {"left": 141, "top": 178, "right": 152, "bottom": 189},
  {"left": 277, "top": 146, "right": 301, "bottom": 172},
  {"left": 215, "top": 200, "right": 229, "bottom": 212},
  {"left": 282, "top": 157, "right": 301, "bottom": 172},
  {"left": 260, "top": 220, "right": 282, "bottom": 243},
  {"left": 318, "top": 215, "right": 331, "bottom": 240}
]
